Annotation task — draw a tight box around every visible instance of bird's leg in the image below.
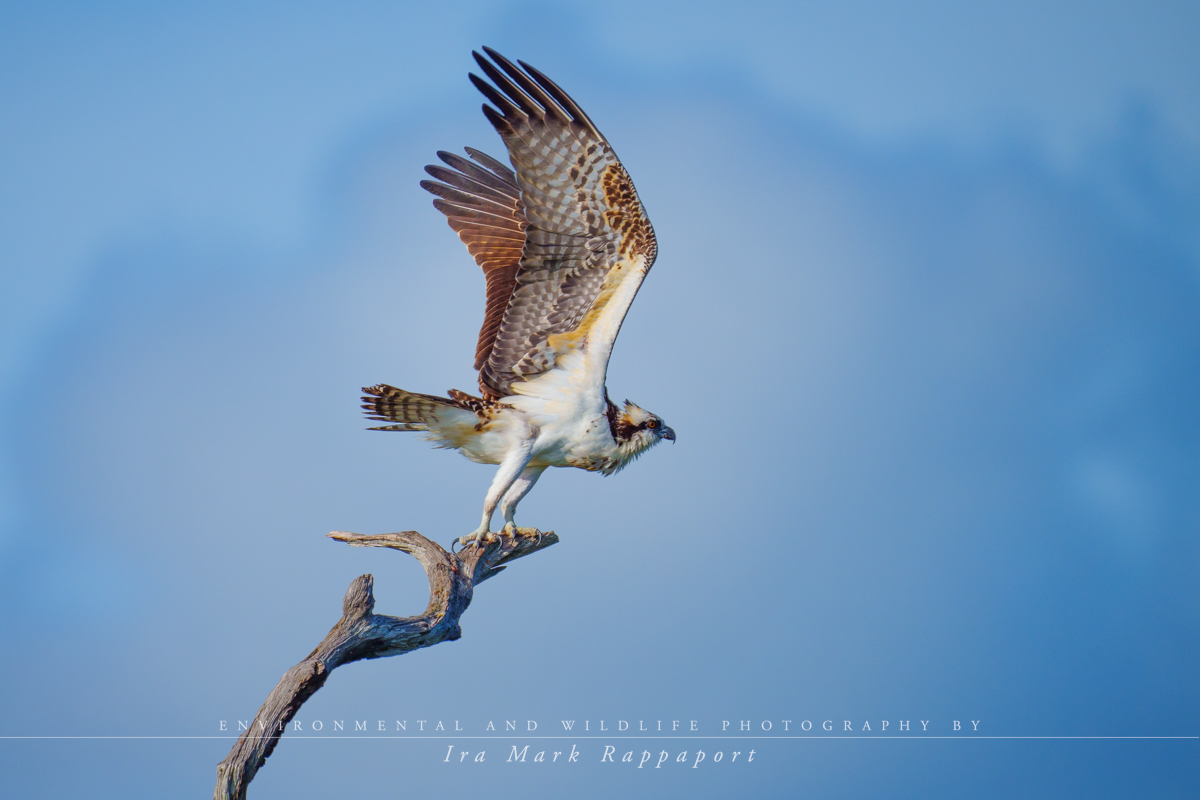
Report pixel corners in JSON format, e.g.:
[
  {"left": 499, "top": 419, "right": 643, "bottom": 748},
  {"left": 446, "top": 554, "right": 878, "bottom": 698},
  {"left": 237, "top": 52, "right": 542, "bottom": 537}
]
[
  {"left": 459, "top": 436, "right": 535, "bottom": 547},
  {"left": 499, "top": 465, "right": 547, "bottom": 536}
]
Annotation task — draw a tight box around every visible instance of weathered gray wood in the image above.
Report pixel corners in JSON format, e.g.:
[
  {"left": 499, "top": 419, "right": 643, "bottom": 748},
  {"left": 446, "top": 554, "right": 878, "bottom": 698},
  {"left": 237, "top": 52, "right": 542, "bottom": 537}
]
[{"left": 213, "top": 527, "right": 557, "bottom": 800}]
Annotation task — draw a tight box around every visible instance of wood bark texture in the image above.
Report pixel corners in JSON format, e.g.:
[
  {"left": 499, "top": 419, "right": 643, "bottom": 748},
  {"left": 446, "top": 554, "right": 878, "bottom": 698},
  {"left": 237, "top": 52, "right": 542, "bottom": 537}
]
[{"left": 213, "top": 527, "right": 557, "bottom": 800}]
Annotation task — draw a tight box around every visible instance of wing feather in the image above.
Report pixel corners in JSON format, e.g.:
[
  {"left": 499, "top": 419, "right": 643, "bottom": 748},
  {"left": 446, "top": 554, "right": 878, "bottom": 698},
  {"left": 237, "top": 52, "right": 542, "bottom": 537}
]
[
  {"left": 423, "top": 173, "right": 513, "bottom": 207},
  {"left": 421, "top": 150, "right": 528, "bottom": 373},
  {"left": 463, "top": 147, "right": 516, "bottom": 180},
  {"left": 432, "top": 149, "right": 510, "bottom": 179}
]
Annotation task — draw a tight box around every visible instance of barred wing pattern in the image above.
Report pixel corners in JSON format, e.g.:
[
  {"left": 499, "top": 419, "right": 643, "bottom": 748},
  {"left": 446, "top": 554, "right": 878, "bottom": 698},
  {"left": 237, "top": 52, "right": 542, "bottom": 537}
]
[
  {"left": 423, "top": 48, "right": 657, "bottom": 399},
  {"left": 420, "top": 149, "right": 526, "bottom": 374}
]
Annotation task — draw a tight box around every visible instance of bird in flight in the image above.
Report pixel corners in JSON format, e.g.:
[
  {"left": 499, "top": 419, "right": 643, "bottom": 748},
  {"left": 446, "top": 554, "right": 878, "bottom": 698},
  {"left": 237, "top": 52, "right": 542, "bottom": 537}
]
[{"left": 362, "top": 48, "right": 674, "bottom": 546}]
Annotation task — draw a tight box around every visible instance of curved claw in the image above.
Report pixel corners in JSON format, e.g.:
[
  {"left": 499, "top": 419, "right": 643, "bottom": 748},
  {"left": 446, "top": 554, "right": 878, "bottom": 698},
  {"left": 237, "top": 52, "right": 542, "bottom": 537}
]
[{"left": 456, "top": 530, "right": 488, "bottom": 551}]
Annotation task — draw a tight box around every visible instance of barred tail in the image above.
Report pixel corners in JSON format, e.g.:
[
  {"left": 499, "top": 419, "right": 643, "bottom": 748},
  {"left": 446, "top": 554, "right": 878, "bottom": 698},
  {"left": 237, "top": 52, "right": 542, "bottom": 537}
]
[{"left": 360, "top": 384, "right": 468, "bottom": 431}]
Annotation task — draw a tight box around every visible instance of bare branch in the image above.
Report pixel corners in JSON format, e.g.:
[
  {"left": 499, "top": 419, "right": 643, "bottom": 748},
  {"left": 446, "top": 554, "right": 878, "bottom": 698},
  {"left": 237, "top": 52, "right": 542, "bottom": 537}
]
[{"left": 214, "top": 527, "right": 557, "bottom": 800}]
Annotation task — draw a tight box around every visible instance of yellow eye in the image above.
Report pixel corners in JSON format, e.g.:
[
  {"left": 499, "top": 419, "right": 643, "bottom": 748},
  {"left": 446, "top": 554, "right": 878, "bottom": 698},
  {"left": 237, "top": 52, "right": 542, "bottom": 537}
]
[{"left": 646, "top": 420, "right": 658, "bottom": 429}]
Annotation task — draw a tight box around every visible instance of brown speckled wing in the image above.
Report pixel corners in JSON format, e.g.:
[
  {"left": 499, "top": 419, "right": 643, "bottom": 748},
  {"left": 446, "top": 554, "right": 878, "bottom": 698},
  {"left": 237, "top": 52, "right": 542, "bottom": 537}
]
[{"left": 465, "top": 47, "right": 658, "bottom": 398}]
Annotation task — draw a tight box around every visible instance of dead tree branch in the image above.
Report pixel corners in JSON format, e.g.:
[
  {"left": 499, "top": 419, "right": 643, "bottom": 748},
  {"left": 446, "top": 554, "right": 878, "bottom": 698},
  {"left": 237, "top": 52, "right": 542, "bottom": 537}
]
[{"left": 213, "top": 527, "right": 557, "bottom": 800}]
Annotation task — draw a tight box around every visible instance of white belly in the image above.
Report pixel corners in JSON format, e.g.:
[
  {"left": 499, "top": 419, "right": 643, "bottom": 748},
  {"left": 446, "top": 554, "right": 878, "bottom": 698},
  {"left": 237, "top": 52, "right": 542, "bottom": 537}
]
[{"left": 444, "top": 393, "right": 609, "bottom": 470}]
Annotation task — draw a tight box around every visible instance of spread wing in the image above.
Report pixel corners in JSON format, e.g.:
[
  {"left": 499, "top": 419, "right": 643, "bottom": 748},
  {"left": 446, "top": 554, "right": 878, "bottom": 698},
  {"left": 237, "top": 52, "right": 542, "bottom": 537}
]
[
  {"left": 422, "top": 47, "right": 657, "bottom": 400},
  {"left": 421, "top": 148, "right": 527, "bottom": 374}
]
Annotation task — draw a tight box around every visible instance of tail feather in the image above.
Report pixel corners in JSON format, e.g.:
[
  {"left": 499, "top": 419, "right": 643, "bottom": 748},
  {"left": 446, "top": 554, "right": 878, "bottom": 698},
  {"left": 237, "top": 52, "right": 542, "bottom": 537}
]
[{"left": 361, "top": 384, "right": 468, "bottom": 431}]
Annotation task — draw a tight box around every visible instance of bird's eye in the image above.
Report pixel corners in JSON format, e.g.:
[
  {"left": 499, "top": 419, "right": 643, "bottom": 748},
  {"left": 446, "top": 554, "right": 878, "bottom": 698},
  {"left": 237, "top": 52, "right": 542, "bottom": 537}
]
[{"left": 646, "top": 420, "right": 658, "bottom": 429}]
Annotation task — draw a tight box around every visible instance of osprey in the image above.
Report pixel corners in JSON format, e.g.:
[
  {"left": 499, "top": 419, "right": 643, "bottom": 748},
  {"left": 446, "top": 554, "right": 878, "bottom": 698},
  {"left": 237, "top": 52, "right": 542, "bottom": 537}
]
[{"left": 362, "top": 48, "right": 674, "bottom": 546}]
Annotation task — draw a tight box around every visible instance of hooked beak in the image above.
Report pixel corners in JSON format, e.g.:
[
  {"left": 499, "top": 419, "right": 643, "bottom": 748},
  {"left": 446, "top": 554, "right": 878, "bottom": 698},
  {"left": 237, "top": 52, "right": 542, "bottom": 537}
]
[{"left": 661, "top": 426, "right": 676, "bottom": 442}]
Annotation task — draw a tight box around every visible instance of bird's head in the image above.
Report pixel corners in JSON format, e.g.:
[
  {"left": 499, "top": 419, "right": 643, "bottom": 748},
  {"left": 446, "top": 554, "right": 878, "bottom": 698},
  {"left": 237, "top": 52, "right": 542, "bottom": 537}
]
[{"left": 607, "top": 398, "right": 675, "bottom": 471}]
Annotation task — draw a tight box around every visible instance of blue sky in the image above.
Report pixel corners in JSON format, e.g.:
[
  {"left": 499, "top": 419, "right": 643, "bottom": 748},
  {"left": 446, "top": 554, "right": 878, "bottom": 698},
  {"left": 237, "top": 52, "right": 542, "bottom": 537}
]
[{"left": 1, "top": 2, "right": 1197, "bottom": 797}]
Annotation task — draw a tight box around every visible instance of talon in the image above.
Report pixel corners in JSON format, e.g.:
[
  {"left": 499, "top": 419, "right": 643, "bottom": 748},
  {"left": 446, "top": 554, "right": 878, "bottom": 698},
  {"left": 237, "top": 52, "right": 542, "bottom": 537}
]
[
  {"left": 501, "top": 522, "right": 517, "bottom": 538},
  {"left": 457, "top": 529, "right": 492, "bottom": 549}
]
